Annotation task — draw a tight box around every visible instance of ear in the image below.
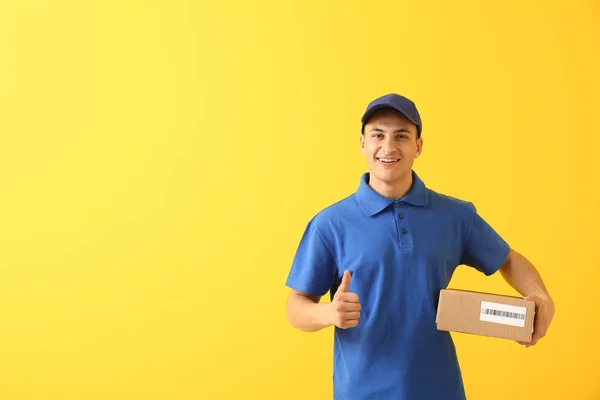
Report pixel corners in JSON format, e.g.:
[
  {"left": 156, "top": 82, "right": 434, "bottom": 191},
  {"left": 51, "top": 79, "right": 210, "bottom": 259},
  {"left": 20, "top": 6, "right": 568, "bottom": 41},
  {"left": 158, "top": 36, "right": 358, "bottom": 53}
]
[
  {"left": 415, "top": 137, "right": 423, "bottom": 158},
  {"left": 360, "top": 134, "right": 365, "bottom": 154}
]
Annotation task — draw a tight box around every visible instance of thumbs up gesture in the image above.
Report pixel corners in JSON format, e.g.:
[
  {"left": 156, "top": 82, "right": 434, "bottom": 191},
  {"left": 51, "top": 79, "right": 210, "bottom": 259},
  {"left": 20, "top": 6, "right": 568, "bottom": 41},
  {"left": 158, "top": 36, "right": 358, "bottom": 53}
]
[{"left": 330, "top": 270, "right": 361, "bottom": 329}]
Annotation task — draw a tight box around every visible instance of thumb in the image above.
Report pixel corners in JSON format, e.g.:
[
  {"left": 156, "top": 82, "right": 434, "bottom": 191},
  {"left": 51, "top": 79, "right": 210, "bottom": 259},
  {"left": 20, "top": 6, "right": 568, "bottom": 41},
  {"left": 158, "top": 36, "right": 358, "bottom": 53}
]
[{"left": 338, "top": 270, "right": 352, "bottom": 293}]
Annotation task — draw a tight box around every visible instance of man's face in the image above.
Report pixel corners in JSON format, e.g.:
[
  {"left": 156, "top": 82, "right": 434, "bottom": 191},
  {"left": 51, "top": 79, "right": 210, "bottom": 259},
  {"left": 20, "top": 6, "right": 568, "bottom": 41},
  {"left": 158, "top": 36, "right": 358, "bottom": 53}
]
[{"left": 360, "top": 108, "right": 423, "bottom": 187}]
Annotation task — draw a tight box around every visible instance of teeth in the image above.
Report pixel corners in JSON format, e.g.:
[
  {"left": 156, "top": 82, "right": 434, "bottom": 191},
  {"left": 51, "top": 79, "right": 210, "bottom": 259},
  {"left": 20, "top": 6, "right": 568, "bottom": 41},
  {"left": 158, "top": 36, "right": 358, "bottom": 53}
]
[{"left": 379, "top": 158, "right": 398, "bottom": 163}]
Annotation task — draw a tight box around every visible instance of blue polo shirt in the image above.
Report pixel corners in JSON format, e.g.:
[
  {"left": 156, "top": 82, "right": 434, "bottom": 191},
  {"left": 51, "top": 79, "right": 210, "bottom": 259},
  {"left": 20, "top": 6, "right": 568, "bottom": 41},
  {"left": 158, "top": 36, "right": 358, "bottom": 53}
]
[{"left": 286, "top": 170, "right": 510, "bottom": 400}]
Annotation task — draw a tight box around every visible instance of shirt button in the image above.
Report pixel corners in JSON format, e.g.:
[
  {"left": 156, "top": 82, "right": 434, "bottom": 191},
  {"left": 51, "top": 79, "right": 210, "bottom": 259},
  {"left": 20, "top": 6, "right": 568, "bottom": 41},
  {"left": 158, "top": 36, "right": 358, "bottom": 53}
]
[
  {"left": 399, "top": 213, "right": 404, "bottom": 219},
  {"left": 394, "top": 202, "right": 400, "bottom": 208},
  {"left": 401, "top": 228, "right": 408, "bottom": 234}
]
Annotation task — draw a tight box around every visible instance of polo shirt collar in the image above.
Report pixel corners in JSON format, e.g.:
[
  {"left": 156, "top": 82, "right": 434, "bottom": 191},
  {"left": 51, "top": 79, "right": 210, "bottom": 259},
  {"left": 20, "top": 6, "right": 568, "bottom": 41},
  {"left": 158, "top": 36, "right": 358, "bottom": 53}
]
[{"left": 356, "top": 170, "right": 428, "bottom": 216}]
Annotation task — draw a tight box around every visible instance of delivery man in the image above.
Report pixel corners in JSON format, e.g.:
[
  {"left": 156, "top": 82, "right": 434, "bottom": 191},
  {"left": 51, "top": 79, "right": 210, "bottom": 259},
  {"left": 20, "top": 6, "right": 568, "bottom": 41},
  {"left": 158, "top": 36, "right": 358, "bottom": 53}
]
[{"left": 285, "top": 93, "right": 555, "bottom": 400}]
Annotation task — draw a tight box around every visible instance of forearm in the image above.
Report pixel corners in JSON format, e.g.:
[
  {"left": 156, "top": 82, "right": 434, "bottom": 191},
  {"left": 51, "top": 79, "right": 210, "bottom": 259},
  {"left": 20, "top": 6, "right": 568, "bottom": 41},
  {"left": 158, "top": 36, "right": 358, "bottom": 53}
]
[
  {"left": 286, "top": 292, "right": 332, "bottom": 332},
  {"left": 499, "top": 249, "right": 550, "bottom": 298}
]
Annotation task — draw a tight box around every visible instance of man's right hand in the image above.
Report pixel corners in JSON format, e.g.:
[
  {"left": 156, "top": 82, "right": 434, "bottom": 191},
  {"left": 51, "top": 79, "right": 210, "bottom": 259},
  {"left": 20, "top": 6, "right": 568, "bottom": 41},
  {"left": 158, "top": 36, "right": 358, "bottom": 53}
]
[{"left": 330, "top": 270, "right": 361, "bottom": 329}]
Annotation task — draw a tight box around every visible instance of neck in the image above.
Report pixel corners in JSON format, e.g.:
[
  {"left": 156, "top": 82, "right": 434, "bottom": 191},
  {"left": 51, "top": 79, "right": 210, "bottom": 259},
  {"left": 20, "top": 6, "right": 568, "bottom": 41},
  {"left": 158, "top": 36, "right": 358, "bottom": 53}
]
[{"left": 368, "top": 172, "right": 413, "bottom": 200}]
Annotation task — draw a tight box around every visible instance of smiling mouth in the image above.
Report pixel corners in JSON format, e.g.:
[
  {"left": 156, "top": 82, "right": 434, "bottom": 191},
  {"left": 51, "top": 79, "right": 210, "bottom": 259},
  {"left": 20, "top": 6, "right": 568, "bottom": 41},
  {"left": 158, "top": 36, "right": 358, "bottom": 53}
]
[{"left": 376, "top": 157, "right": 400, "bottom": 164}]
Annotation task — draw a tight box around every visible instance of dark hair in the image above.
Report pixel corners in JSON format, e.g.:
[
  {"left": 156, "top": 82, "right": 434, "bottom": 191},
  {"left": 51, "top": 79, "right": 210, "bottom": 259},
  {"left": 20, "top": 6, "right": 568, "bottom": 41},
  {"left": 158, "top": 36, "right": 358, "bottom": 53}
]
[{"left": 361, "top": 123, "right": 421, "bottom": 139}]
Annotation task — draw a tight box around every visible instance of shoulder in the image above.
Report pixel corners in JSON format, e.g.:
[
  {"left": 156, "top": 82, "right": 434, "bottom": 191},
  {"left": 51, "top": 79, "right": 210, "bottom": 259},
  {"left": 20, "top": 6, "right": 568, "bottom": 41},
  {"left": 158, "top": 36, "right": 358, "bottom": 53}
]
[
  {"left": 427, "top": 188, "right": 477, "bottom": 219},
  {"left": 307, "top": 194, "right": 359, "bottom": 235}
]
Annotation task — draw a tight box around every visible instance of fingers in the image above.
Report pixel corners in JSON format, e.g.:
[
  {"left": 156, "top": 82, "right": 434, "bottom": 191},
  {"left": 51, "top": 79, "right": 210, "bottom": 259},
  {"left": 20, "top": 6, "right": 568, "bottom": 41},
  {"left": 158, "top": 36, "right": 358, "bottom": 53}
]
[
  {"left": 331, "top": 274, "right": 361, "bottom": 329},
  {"left": 344, "top": 302, "right": 361, "bottom": 312},
  {"left": 338, "top": 270, "right": 352, "bottom": 293},
  {"left": 338, "top": 319, "right": 359, "bottom": 329},
  {"left": 336, "top": 292, "right": 360, "bottom": 304},
  {"left": 331, "top": 308, "right": 360, "bottom": 329},
  {"left": 344, "top": 311, "right": 361, "bottom": 320},
  {"left": 530, "top": 319, "right": 547, "bottom": 346},
  {"left": 333, "top": 300, "right": 361, "bottom": 312},
  {"left": 517, "top": 318, "right": 546, "bottom": 348},
  {"left": 333, "top": 306, "right": 360, "bottom": 329},
  {"left": 524, "top": 294, "right": 553, "bottom": 347},
  {"left": 516, "top": 339, "right": 535, "bottom": 348}
]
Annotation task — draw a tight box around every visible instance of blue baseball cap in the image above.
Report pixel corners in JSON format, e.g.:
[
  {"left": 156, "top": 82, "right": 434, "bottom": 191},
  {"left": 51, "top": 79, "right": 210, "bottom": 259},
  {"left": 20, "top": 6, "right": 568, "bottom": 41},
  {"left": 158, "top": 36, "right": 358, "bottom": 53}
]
[{"left": 361, "top": 93, "right": 422, "bottom": 136}]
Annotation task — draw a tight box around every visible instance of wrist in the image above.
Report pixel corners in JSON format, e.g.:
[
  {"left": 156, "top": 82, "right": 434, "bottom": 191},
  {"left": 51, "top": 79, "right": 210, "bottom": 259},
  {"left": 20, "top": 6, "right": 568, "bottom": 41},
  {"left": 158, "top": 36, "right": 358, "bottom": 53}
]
[{"left": 525, "top": 290, "right": 553, "bottom": 305}]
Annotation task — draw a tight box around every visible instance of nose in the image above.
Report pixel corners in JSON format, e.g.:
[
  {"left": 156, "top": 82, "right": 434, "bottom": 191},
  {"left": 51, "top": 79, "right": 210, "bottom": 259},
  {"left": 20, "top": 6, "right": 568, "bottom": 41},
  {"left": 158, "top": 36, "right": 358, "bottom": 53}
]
[{"left": 381, "top": 137, "right": 396, "bottom": 155}]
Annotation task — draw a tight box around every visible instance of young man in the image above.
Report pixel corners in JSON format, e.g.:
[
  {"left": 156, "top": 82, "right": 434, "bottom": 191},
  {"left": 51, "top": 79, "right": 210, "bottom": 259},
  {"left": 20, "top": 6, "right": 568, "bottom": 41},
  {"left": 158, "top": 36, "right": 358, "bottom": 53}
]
[{"left": 285, "top": 93, "right": 555, "bottom": 400}]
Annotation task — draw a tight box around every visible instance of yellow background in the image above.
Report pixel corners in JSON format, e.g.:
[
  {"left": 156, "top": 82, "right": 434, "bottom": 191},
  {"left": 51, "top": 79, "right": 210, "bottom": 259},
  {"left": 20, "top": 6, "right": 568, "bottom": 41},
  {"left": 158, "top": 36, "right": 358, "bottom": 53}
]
[{"left": 0, "top": 1, "right": 598, "bottom": 399}]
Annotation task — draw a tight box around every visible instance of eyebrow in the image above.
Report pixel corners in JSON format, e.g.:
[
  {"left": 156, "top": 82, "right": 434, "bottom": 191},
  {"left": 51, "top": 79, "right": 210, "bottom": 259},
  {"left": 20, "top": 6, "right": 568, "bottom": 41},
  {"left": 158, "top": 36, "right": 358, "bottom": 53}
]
[{"left": 369, "top": 128, "right": 412, "bottom": 134}]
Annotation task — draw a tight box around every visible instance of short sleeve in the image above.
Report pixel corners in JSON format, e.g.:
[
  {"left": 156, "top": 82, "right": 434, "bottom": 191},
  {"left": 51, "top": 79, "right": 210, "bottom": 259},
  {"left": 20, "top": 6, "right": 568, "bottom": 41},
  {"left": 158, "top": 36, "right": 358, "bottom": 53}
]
[
  {"left": 460, "top": 203, "right": 510, "bottom": 276},
  {"left": 285, "top": 219, "right": 337, "bottom": 297}
]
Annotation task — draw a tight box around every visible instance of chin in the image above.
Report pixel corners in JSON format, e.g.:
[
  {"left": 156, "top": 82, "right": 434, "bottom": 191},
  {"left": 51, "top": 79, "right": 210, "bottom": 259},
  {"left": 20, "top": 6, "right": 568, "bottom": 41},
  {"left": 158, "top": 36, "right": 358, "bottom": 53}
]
[{"left": 371, "top": 171, "right": 402, "bottom": 185}]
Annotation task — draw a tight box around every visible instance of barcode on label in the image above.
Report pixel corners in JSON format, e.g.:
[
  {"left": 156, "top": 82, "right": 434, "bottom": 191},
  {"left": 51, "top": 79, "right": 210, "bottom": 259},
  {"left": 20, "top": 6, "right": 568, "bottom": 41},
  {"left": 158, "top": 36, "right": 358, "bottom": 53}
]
[
  {"left": 481, "top": 308, "right": 525, "bottom": 320},
  {"left": 480, "top": 301, "right": 527, "bottom": 327}
]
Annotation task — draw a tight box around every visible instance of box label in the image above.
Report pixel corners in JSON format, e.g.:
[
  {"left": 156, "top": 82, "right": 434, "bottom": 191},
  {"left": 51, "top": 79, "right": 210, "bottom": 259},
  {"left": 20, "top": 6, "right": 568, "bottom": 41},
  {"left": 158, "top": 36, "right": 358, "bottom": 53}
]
[{"left": 480, "top": 301, "right": 527, "bottom": 327}]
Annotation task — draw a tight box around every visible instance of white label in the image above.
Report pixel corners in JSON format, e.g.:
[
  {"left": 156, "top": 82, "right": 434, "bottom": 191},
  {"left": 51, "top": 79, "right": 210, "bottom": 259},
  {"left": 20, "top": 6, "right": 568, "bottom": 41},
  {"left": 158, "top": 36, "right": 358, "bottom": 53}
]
[{"left": 480, "top": 301, "right": 527, "bottom": 327}]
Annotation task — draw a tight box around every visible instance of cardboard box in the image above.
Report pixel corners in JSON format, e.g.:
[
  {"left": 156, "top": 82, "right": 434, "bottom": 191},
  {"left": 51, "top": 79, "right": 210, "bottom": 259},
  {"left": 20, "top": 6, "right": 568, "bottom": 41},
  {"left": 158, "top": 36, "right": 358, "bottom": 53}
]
[{"left": 436, "top": 289, "right": 535, "bottom": 342}]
